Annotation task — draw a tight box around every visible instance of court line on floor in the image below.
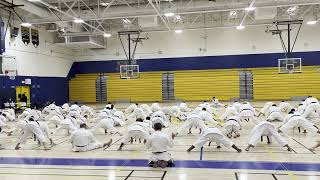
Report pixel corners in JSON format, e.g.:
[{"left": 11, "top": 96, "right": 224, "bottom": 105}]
[
  {"left": 0, "top": 157, "right": 320, "bottom": 171},
  {"left": 124, "top": 170, "right": 134, "bottom": 180},
  {"left": 161, "top": 171, "right": 167, "bottom": 180},
  {"left": 104, "top": 137, "right": 123, "bottom": 150},
  {"left": 291, "top": 138, "right": 316, "bottom": 154},
  {"left": 0, "top": 172, "right": 128, "bottom": 177},
  {"left": 237, "top": 172, "right": 320, "bottom": 177},
  {"left": 234, "top": 172, "right": 239, "bottom": 180},
  {"left": 0, "top": 166, "right": 166, "bottom": 172},
  {"left": 271, "top": 174, "right": 278, "bottom": 180}
]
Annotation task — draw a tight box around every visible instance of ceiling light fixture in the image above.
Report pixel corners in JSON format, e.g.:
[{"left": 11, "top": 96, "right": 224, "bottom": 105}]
[
  {"left": 306, "top": 20, "right": 317, "bottom": 25},
  {"left": 100, "top": 2, "right": 110, "bottom": 6},
  {"left": 244, "top": 7, "right": 256, "bottom": 11},
  {"left": 28, "top": 0, "right": 41, "bottom": 2},
  {"left": 174, "top": 29, "right": 182, "bottom": 33},
  {"left": 175, "top": 15, "right": 181, "bottom": 20},
  {"left": 21, "top": 22, "right": 32, "bottom": 27},
  {"left": 164, "top": 12, "right": 175, "bottom": 17},
  {"left": 74, "top": 19, "right": 84, "bottom": 23},
  {"left": 103, "top": 33, "right": 111, "bottom": 37},
  {"left": 236, "top": 25, "right": 245, "bottom": 30},
  {"left": 121, "top": 18, "right": 131, "bottom": 24}
]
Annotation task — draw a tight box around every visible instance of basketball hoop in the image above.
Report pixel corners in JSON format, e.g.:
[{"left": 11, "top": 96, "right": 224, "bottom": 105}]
[{"left": 120, "top": 65, "right": 139, "bottom": 79}]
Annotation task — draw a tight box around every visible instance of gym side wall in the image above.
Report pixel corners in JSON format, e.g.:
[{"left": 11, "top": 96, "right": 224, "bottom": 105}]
[
  {"left": 68, "top": 51, "right": 320, "bottom": 102},
  {"left": 0, "top": 76, "right": 68, "bottom": 107}
]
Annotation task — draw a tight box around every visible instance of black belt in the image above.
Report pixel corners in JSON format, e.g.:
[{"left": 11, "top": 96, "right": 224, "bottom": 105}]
[
  {"left": 242, "top": 109, "right": 251, "bottom": 111},
  {"left": 76, "top": 145, "right": 86, "bottom": 147},
  {"left": 311, "top": 102, "right": 318, "bottom": 104},
  {"left": 228, "top": 119, "right": 237, "bottom": 122},
  {"left": 152, "top": 151, "right": 166, "bottom": 154}
]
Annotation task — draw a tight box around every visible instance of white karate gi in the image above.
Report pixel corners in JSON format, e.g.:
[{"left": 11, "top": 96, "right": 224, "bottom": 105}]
[
  {"left": 266, "top": 106, "right": 283, "bottom": 121},
  {"left": 260, "top": 102, "right": 273, "bottom": 116},
  {"left": 0, "top": 110, "right": 15, "bottom": 121},
  {"left": 150, "top": 103, "right": 161, "bottom": 112},
  {"left": 302, "top": 100, "right": 320, "bottom": 119},
  {"left": 224, "top": 116, "right": 242, "bottom": 136},
  {"left": 18, "top": 108, "right": 32, "bottom": 120},
  {"left": 151, "top": 117, "right": 169, "bottom": 128},
  {"left": 233, "top": 102, "right": 242, "bottom": 113},
  {"left": 146, "top": 131, "right": 173, "bottom": 163},
  {"left": 91, "top": 114, "right": 120, "bottom": 134},
  {"left": 280, "top": 113, "right": 318, "bottom": 134},
  {"left": 279, "top": 102, "right": 294, "bottom": 113},
  {"left": 113, "top": 111, "right": 126, "bottom": 126},
  {"left": 193, "top": 127, "right": 233, "bottom": 148},
  {"left": 176, "top": 113, "right": 207, "bottom": 135},
  {"left": 220, "top": 105, "right": 238, "bottom": 120},
  {"left": 70, "top": 128, "right": 104, "bottom": 152},
  {"left": 125, "top": 104, "right": 137, "bottom": 114},
  {"left": 171, "top": 106, "right": 186, "bottom": 120},
  {"left": 151, "top": 111, "right": 167, "bottom": 122},
  {"left": 81, "top": 105, "right": 94, "bottom": 117},
  {"left": 122, "top": 122, "right": 150, "bottom": 145},
  {"left": 52, "top": 117, "right": 77, "bottom": 135},
  {"left": 238, "top": 103, "right": 255, "bottom": 121},
  {"left": 248, "top": 121, "right": 287, "bottom": 146},
  {"left": 61, "top": 103, "right": 69, "bottom": 115},
  {"left": 140, "top": 104, "right": 152, "bottom": 117},
  {"left": 179, "top": 103, "right": 191, "bottom": 112},
  {"left": 18, "top": 121, "right": 47, "bottom": 144},
  {"left": 128, "top": 108, "right": 146, "bottom": 121}
]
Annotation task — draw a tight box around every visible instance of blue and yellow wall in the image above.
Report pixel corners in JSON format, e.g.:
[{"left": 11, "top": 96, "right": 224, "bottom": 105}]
[
  {"left": 0, "top": 76, "right": 68, "bottom": 106},
  {"left": 68, "top": 51, "right": 320, "bottom": 102}
]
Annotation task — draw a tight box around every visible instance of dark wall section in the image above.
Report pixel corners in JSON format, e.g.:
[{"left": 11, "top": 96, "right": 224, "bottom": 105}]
[
  {"left": 70, "top": 51, "right": 320, "bottom": 75},
  {"left": 0, "top": 76, "right": 68, "bottom": 107}
]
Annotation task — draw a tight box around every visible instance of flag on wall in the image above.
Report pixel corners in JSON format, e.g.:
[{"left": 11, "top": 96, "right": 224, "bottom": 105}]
[
  {"left": 21, "top": 26, "right": 30, "bottom": 45},
  {"left": 31, "top": 29, "right": 39, "bottom": 47}
]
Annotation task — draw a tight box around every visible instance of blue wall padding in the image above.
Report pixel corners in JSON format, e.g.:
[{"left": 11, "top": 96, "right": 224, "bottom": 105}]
[
  {"left": 0, "top": 76, "right": 68, "bottom": 107},
  {"left": 69, "top": 51, "right": 320, "bottom": 75}
]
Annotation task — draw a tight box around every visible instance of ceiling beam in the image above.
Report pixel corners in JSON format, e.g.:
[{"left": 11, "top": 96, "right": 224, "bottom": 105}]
[{"left": 147, "top": 0, "right": 171, "bottom": 30}]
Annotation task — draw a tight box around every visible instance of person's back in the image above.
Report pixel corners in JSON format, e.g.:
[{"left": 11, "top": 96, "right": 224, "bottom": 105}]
[
  {"left": 128, "top": 121, "right": 148, "bottom": 132},
  {"left": 71, "top": 128, "right": 93, "bottom": 147},
  {"left": 147, "top": 131, "right": 173, "bottom": 153}
]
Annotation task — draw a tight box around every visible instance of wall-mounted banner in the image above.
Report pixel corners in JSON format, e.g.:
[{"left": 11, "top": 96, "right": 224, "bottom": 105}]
[
  {"left": 21, "top": 26, "right": 30, "bottom": 46},
  {"left": 31, "top": 29, "right": 39, "bottom": 48},
  {"left": 0, "top": 19, "right": 6, "bottom": 54}
]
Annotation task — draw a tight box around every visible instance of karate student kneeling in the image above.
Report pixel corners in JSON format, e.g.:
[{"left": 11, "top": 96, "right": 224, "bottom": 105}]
[
  {"left": 187, "top": 126, "right": 242, "bottom": 153},
  {"left": 147, "top": 123, "right": 174, "bottom": 168},
  {"left": 118, "top": 118, "right": 151, "bottom": 150},
  {"left": 70, "top": 123, "right": 112, "bottom": 152}
]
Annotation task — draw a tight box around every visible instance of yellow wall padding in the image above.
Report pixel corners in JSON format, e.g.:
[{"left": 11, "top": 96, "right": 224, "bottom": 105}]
[
  {"left": 174, "top": 69, "right": 239, "bottom": 101},
  {"left": 69, "top": 74, "right": 98, "bottom": 103},
  {"left": 107, "top": 72, "right": 162, "bottom": 102},
  {"left": 252, "top": 66, "right": 320, "bottom": 100}
]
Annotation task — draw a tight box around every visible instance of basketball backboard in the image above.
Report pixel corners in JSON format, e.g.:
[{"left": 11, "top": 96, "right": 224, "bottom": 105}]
[
  {"left": 120, "top": 65, "right": 140, "bottom": 79},
  {"left": 278, "top": 58, "right": 301, "bottom": 74}
]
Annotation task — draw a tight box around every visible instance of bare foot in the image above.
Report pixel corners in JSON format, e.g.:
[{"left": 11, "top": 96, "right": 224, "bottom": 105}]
[{"left": 104, "top": 139, "right": 113, "bottom": 147}]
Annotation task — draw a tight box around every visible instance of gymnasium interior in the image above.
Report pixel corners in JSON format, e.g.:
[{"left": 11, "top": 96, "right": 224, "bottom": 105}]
[{"left": 0, "top": 0, "right": 320, "bottom": 179}]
